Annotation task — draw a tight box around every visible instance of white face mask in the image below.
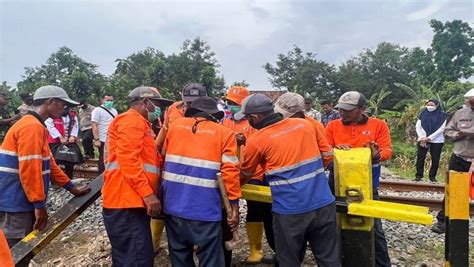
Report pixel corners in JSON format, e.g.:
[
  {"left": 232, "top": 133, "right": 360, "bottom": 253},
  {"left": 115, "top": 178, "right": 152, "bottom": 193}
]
[{"left": 426, "top": 106, "right": 436, "bottom": 112}]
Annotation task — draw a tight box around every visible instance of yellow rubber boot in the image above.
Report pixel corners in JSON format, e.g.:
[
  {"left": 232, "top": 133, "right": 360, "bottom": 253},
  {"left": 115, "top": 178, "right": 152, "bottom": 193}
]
[
  {"left": 246, "top": 222, "right": 264, "bottom": 263},
  {"left": 150, "top": 219, "right": 165, "bottom": 253}
]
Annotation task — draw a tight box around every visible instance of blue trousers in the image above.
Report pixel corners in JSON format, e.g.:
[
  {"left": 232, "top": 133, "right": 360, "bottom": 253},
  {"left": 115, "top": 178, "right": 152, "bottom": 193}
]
[
  {"left": 165, "top": 215, "right": 224, "bottom": 267},
  {"left": 102, "top": 208, "right": 154, "bottom": 267}
]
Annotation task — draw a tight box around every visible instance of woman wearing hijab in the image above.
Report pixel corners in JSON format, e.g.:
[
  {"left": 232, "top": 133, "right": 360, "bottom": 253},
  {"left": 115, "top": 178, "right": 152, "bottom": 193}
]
[{"left": 414, "top": 99, "right": 448, "bottom": 182}]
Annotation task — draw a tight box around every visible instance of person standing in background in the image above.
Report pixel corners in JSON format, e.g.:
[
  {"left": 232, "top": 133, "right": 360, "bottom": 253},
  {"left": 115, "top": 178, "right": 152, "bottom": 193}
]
[
  {"left": 78, "top": 100, "right": 96, "bottom": 159},
  {"left": 431, "top": 89, "right": 474, "bottom": 233},
  {"left": 16, "top": 92, "right": 35, "bottom": 116},
  {"left": 46, "top": 106, "right": 80, "bottom": 179},
  {"left": 320, "top": 100, "right": 340, "bottom": 127},
  {"left": 304, "top": 97, "right": 321, "bottom": 121},
  {"left": 91, "top": 93, "right": 117, "bottom": 174},
  {"left": 414, "top": 99, "right": 447, "bottom": 182}
]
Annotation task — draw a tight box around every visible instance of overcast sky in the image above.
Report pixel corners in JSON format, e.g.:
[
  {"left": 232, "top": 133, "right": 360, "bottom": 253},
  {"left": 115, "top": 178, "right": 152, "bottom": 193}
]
[{"left": 0, "top": 0, "right": 472, "bottom": 90}]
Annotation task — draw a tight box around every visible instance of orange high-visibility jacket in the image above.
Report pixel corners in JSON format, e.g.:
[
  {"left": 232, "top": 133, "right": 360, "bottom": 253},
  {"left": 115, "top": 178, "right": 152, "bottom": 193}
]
[
  {"left": 155, "top": 101, "right": 185, "bottom": 148},
  {"left": 326, "top": 116, "right": 393, "bottom": 188},
  {"left": 222, "top": 118, "right": 265, "bottom": 182},
  {"left": 222, "top": 118, "right": 255, "bottom": 138},
  {"left": 102, "top": 109, "right": 160, "bottom": 209},
  {"left": 241, "top": 118, "right": 334, "bottom": 215},
  {"left": 0, "top": 113, "right": 73, "bottom": 212},
  {"left": 162, "top": 117, "right": 241, "bottom": 221},
  {"left": 304, "top": 116, "right": 333, "bottom": 166},
  {"left": 0, "top": 230, "right": 14, "bottom": 267},
  {"left": 166, "top": 101, "right": 185, "bottom": 126}
]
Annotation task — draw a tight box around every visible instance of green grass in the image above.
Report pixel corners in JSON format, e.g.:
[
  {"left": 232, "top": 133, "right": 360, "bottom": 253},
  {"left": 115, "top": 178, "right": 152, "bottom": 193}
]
[{"left": 385, "top": 139, "right": 453, "bottom": 182}]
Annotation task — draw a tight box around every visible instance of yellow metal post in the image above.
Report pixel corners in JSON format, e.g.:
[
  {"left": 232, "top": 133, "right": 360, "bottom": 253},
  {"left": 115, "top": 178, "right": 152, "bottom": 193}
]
[
  {"left": 444, "top": 171, "right": 470, "bottom": 267},
  {"left": 334, "top": 148, "right": 374, "bottom": 266}
]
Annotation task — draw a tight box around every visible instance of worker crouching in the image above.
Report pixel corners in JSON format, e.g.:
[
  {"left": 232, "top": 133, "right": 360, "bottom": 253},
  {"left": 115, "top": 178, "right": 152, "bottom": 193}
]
[
  {"left": 102, "top": 86, "right": 165, "bottom": 267},
  {"left": 161, "top": 96, "right": 241, "bottom": 266}
]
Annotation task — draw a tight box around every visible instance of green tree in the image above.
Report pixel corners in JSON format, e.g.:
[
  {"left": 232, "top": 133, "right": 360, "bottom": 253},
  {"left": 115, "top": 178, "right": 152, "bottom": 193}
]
[
  {"left": 430, "top": 19, "right": 474, "bottom": 82},
  {"left": 335, "top": 42, "right": 412, "bottom": 109},
  {"left": 110, "top": 47, "right": 170, "bottom": 111},
  {"left": 17, "top": 46, "right": 107, "bottom": 104},
  {"left": 163, "top": 38, "right": 225, "bottom": 99},
  {"left": 264, "top": 46, "right": 336, "bottom": 100}
]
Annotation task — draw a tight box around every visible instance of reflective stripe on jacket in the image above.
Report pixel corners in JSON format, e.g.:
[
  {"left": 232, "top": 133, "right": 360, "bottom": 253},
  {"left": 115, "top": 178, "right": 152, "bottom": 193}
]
[
  {"left": 241, "top": 118, "right": 335, "bottom": 215},
  {"left": 162, "top": 117, "right": 241, "bottom": 222},
  {"left": 0, "top": 114, "right": 73, "bottom": 212},
  {"left": 102, "top": 109, "right": 159, "bottom": 209}
]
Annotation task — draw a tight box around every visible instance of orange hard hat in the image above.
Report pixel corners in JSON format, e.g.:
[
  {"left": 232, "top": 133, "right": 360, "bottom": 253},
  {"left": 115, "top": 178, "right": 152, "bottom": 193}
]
[{"left": 225, "top": 86, "right": 250, "bottom": 106}]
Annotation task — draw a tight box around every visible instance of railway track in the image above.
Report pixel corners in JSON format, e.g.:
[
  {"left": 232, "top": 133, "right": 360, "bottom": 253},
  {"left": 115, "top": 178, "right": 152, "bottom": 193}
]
[{"left": 71, "top": 162, "right": 473, "bottom": 215}]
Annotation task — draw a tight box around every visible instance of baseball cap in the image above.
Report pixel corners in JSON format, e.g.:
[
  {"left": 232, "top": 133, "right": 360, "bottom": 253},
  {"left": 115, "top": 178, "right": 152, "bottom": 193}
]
[
  {"left": 335, "top": 91, "right": 367, "bottom": 111},
  {"left": 182, "top": 83, "right": 207, "bottom": 103},
  {"left": 225, "top": 86, "right": 250, "bottom": 105},
  {"left": 184, "top": 96, "right": 224, "bottom": 120},
  {"left": 128, "top": 86, "right": 174, "bottom": 106},
  {"left": 33, "top": 85, "right": 79, "bottom": 106},
  {"left": 274, "top": 92, "right": 305, "bottom": 118},
  {"left": 234, "top": 93, "right": 274, "bottom": 120},
  {"left": 464, "top": 88, "right": 474, "bottom": 98},
  {"left": 19, "top": 92, "right": 33, "bottom": 100}
]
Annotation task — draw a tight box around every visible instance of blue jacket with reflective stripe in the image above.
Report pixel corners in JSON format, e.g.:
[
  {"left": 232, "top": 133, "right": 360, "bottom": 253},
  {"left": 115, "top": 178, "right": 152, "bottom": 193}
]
[
  {"left": 162, "top": 157, "right": 222, "bottom": 221},
  {"left": 0, "top": 151, "right": 52, "bottom": 212},
  {"left": 266, "top": 157, "right": 335, "bottom": 214}
]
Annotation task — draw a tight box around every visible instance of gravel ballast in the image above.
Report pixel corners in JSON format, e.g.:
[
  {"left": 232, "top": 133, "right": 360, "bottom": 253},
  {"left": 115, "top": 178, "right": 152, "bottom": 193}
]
[{"left": 29, "top": 174, "right": 474, "bottom": 266}]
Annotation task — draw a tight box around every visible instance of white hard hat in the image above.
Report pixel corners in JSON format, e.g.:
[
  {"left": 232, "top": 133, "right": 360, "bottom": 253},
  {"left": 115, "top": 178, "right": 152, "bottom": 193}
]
[{"left": 464, "top": 88, "right": 474, "bottom": 98}]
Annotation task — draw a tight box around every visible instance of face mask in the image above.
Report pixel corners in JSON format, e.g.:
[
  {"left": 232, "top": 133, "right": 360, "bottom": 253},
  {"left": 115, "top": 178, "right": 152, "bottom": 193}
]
[
  {"left": 426, "top": 106, "right": 436, "bottom": 112},
  {"left": 228, "top": 105, "right": 241, "bottom": 114},
  {"left": 146, "top": 100, "right": 162, "bottom": 122},
  {"left": 104, "top": 101, "right": 114, "bottom": 109},
  {"left": 81, "top": 104, "right": 88, "bottom": 109}
]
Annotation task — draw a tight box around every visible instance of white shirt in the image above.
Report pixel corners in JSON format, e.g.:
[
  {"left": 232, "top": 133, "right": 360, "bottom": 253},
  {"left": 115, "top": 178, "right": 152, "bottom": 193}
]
[
  {"left": 45, "top": 115, "right": 79, "bottom": 138},
  {"left": 415, "top": 119, "right": 447, "bottom": 144},
  {"left": 91, "top": 106, "right": 118, "bottom": 142}
]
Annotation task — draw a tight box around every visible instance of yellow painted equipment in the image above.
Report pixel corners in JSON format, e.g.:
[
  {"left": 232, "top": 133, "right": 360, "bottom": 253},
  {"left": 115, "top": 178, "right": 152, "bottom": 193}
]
[
  {"left": 241, "top": 148, "right": 433, "bottom": 226},
  {"left": 348, "top": 200, "right": 432, "bottom": 225},
  {"left": 241, "top": 184, "right": 272, "bottom": 203},
  {"left": 444, "top": 171, "right": 470, "bottom": 267},
  {"left": 334, "top": 148, "right": 374, "bottom": 230}
]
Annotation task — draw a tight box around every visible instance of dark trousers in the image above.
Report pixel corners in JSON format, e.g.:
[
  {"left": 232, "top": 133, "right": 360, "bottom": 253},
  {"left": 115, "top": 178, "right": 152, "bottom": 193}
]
[
  {"left": 415, "top": 142, "right": 444, "bottom": 179},
  {"left": 49, "top": 143, "right": 74, "bottom": 179},
  {"left": 64, "top": 164, "right": 74, "bottom": 179},
  {"left": 98, "top": 142, "right": 105, "bottom": 174},
  {"left": 102, "top": 208, "right": 154, "bottom": 267},
  {"left": 246, "top": 200, "right": 275, "bottom": 251},
  {"left": 436, "top": 154, "right": 471, "bottom": 223},
  {"left": 273, "top": 202, "right": 340, "bottom": 267},
  {"left": 165, "top": 215, "right": 224, "bottom": 267},
  {"left": 373, "top": 191, "right": 391, "bottom": 267},
  {"left": 81, "top": 129, "right": 94, "bottom": 158}
]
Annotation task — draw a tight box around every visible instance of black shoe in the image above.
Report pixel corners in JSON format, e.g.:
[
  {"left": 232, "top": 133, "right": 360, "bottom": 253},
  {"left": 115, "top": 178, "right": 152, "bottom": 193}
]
[
  {"left": 429, "top": 177, "right": 437, "bottom": 182},
  {"left": 431, "top": 221, "right": 445, "bottom": 234},
  {"left": 414, "top": 177, "right": 422, "bottom": 182}
]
